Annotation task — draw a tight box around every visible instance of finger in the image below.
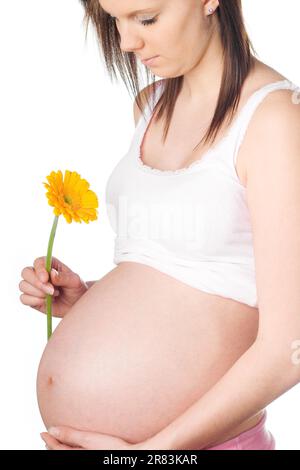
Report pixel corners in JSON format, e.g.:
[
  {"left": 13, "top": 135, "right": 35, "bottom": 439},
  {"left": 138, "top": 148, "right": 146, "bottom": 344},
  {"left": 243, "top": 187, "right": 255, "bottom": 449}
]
[
  {"left": 52, "top": 443, "right": 80, "bottom": 450},
  {"left": 33, "top": 256, "right": 60, "bottom": 283},
  {"left": 54, "top": 445, "right": 83, "bottom": 450},
  {"left": 42, "top": 438, "right": 67, "bottom": 450},
  {"left": 34, "top": 256, "right": 72, "bottom": 282},
  {"left": 19, "top": 293, "right": 60, "bottom": 312},
  {"left": 50, "top": 269, "right": 81, "bottom": 289},
  {"left": 47, "top": 426, "right": 91, "bottom": 448},
  {"left": 20, "top": 266, "right": 55, "bottom": 294},
  {"left": 41, "top": 432, "right": 82, "bottom": 450},
  {"left": 32, "top": 258, "right": 49, "bottom": 283},
  {"left": 19, "top": 279, "right": 55, "bottom": 297},
  {"left": 19, "top": 294, "right": 47, "bottom": 310}
]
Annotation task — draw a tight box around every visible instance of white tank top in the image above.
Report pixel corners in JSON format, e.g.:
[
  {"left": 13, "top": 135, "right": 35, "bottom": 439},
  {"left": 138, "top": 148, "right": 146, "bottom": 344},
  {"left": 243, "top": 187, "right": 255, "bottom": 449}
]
[{"left": 105, "top": 78, "right": 299, "bottom": 307}]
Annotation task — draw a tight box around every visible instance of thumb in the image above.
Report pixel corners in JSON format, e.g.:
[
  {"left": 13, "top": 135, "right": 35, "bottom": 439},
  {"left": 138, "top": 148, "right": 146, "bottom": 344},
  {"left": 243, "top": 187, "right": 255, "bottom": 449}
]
[{"left": 50, "top": 268, "right": 81, "bottom": 288}]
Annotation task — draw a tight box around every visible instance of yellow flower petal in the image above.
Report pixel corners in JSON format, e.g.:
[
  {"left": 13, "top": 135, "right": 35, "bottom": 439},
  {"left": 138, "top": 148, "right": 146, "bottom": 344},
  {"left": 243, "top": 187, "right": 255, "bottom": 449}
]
[{"left": 43, "top": 170, "right": 98, "bottom": 223}]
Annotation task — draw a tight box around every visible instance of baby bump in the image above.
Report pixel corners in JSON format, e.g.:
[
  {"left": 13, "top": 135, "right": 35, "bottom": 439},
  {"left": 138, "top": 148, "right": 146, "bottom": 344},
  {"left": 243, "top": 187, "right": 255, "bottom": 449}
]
[{"left": 36, "top": 263, "right": 258, "bottom": 444}]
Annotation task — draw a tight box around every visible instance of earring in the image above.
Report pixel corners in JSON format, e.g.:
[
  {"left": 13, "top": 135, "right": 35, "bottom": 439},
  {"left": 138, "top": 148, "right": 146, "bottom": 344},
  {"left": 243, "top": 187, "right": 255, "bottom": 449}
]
[{"left": 208, "top": 7, "right": 214, "bottom": 14}]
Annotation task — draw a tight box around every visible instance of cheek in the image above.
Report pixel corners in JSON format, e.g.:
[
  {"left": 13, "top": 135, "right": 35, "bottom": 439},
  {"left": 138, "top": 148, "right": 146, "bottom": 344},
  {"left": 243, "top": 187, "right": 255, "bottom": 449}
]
[
  {"left": 156, "top": 24, "right": 186, "bottom": 57},
  {"left": 183, "top": 19, "right": 209, "bottom": 57},
  {"left": 163, "top": 13, "right": 206, "bottom": 56}
]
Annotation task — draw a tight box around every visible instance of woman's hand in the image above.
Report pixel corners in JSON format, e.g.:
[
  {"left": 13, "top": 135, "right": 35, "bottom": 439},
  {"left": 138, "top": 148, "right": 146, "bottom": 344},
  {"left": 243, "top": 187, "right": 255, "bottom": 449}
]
[
  {"left": 40, "top": 426, "right": 146, "bottom": 450},
  {"left": 19, "top": 256, "right": 89, "bottom": 318}
]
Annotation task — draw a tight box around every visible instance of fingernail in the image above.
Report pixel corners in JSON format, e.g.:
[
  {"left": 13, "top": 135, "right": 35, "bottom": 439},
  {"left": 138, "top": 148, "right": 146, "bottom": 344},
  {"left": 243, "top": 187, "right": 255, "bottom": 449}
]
[
  {"left": 44, "top": 285, "right": 54, "bottom": 295},
  {"left": 48, "top": 427, "right": 59, "bottom": 437}
]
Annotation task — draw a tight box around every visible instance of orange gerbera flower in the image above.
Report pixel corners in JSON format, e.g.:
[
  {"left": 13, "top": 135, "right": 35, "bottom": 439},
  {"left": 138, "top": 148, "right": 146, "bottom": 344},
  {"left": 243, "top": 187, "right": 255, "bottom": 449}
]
[
  {"left": 41, "top": 170, "right": 99, "bottom": 340},
  {"left": 43, "top": 170, "right": 98, "bottom": 224}
]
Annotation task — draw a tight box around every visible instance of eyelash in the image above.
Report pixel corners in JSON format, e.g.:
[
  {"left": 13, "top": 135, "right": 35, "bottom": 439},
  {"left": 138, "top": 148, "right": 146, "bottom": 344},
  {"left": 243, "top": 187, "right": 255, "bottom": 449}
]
[
  {"left": 110, "top": 16, "right": 158, "bottom": 27},
  {"left": 141, "top": 17, "right": 157, "bottom": 26}
]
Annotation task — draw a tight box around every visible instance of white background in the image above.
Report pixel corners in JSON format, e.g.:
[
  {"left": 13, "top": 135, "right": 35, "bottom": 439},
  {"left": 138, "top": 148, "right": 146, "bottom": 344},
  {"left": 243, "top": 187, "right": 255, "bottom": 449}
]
[{"left": 0, "top": 0, "right": 299, "bottom": 450}]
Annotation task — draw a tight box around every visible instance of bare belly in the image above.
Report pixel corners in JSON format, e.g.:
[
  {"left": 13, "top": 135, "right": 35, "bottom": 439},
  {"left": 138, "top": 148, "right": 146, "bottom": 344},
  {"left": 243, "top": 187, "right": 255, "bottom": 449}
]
[{"left": 36, "top": 261, "right": 263, "bottom": 447}]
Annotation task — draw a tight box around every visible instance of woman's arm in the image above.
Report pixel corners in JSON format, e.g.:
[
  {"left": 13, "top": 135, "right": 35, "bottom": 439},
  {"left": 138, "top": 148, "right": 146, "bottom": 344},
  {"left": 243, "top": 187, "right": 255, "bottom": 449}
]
[
  {"left": 146, "top": 90, "right": 300, "bottom": 451},
  {"left": 147, "top": 338, "right": 300, "bottom": 450}
]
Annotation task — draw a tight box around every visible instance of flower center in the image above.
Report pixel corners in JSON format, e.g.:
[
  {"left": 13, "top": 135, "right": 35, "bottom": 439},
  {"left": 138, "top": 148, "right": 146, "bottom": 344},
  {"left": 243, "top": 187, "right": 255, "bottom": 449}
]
[{"left": 64, "top": 195, "right": 72, "bottom": 205}]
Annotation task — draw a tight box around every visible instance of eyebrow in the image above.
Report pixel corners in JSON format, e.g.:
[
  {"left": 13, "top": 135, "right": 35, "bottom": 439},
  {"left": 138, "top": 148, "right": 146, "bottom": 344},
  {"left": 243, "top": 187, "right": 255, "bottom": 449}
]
[{"left": 101, "top": 5, "right": 157, "bottom": 18}]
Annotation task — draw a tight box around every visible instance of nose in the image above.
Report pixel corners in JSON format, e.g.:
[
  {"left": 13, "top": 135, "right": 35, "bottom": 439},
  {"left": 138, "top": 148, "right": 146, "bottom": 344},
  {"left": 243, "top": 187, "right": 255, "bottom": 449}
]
[
  {"left": 118, "top": 25, "right": 143, "bottom": 54},
  {"left": 120, "top": 38, "right": 143, "bottom": 54}
]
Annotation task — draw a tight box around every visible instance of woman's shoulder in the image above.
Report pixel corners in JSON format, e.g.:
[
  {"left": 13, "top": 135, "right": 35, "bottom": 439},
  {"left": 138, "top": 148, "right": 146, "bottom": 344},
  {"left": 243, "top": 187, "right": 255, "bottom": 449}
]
[
  {"left": 240, "top": 59, "right": 298, "bottom": 119},
  {"left": 239, "top": 61, "right": 299, "bottom": 174},
  {"left": 235, "top": 60, "right": 299, "bottom": 185},
  {"left": 244, "top": 59, "right": 290, "bottom": 93}
]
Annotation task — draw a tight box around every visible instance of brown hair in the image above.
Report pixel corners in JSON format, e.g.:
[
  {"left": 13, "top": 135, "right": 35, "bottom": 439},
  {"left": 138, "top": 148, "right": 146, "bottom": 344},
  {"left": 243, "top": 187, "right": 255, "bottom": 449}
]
[{"left": 79, "top": 0, "right": 257, "bottom": 149}]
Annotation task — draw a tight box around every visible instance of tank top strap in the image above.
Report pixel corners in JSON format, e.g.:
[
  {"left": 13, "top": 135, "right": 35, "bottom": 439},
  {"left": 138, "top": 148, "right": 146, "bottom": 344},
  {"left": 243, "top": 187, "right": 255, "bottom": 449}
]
[
  {"left": 231, "top": 79, "right": 299, "bottom": 166},
  {"left": 134, "top": 78, "right": 299, "bottom": 170}
]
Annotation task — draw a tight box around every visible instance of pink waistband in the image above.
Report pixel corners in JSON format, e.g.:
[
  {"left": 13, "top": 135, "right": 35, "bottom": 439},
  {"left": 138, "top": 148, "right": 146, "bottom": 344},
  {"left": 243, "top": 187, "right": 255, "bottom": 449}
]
[
  {"left": 205, "top": 409, "right": 268, "bottom": 449},
  {"left": 235, "top": 409, "right": 267, "bottom": 440}
]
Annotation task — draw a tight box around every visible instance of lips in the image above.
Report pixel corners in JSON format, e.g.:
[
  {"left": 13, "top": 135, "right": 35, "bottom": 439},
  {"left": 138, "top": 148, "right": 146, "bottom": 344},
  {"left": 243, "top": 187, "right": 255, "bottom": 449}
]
[
  {"left": 141, "top": 56, "right": 159, "bottom": 66},
  {"left": 141, "top": 55, "right": 157, "bottom": 61}
]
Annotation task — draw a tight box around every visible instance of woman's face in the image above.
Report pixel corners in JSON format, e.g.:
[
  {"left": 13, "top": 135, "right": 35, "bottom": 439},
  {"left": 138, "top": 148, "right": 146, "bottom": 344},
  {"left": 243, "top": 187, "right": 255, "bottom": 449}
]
[{"left": 99, "top": 0, "right": 220, "bottom": 78}]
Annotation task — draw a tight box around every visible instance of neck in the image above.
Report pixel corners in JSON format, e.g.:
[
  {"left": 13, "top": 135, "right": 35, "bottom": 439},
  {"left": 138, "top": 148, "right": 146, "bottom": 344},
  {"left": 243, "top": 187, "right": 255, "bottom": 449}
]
[{"left": 181, "top": 25, "right": 225, "bottom": 105}]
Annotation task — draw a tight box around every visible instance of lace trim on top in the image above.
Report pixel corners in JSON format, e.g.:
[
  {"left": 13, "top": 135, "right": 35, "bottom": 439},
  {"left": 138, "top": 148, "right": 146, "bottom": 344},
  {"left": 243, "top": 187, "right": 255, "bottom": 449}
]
[
  {"left": 137, "top": 81, "right": 221, "bottom": 176},
  {"left": 136, "top": 79, "right": 297, "bottom": 177}
]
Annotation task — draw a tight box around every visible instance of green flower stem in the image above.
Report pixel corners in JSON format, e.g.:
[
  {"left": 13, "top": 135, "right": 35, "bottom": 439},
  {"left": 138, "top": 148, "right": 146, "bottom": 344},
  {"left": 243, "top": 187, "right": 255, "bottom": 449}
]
[{"left": 45, "top": 215, "right": 59, "bottom": 340}]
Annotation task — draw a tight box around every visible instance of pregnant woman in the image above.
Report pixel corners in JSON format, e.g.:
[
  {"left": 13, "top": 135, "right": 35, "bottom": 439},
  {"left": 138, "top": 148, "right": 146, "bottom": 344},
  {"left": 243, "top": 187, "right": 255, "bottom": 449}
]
[{"left": 19, "top": 0, "right": 300, "bottom": 450}]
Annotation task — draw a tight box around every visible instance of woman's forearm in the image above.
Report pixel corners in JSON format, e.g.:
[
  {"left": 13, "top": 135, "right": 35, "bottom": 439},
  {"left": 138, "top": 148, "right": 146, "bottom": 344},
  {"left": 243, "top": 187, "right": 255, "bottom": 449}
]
[{"left": 147, "top": 338, "right": 300, "bottom": 450}]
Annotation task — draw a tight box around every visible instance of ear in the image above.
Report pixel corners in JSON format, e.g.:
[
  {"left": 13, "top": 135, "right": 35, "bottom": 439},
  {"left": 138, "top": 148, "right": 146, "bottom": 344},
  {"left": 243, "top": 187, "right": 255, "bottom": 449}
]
[{"left": 202, "top": 0, "right": 220, "bottom": 15}]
